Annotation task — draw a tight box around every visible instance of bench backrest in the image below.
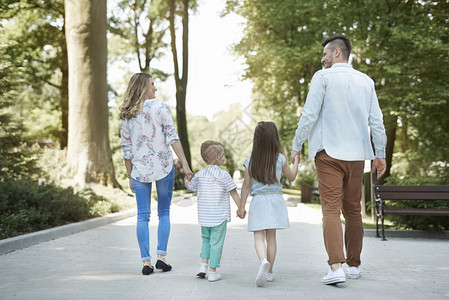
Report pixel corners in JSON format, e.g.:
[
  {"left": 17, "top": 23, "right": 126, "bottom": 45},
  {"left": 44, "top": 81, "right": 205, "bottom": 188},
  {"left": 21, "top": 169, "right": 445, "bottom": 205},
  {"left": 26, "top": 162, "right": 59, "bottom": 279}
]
[{"left": 375, "top": 185, "right": 449, "bottom": 200}]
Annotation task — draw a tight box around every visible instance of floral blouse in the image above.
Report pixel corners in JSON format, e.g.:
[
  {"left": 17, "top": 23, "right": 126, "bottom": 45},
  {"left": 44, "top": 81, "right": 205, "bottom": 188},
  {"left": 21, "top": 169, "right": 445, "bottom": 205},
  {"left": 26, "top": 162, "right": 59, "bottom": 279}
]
[{"left": 120, "top": 100, "right": 179, "bottom": 182}]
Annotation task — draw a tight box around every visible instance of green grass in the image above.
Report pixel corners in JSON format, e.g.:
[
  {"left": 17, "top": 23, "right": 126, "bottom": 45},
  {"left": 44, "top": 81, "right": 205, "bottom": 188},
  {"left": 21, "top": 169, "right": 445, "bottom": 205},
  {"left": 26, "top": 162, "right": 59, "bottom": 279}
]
[
  {"left": 282, "top": 188, "right": 301, "bottom": 196},
  {"left": 173, "top": 189, "right": 190, "bottom": 198}
]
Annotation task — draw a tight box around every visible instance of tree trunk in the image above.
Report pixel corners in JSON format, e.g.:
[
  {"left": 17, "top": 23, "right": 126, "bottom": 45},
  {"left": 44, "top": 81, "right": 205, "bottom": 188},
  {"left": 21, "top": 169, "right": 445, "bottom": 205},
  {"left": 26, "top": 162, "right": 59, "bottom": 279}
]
[
  {"left": 65, "top": 0, "right": 118, "bottom": 187},
  {"left": 175, "top": 84, "right": 191, "bottom": 166},
  {"left": 60, "top": 29, "right": 68, "bottom": 149},
  {"left": 169, "top": 0, "right": 191, "bottom": 167}
]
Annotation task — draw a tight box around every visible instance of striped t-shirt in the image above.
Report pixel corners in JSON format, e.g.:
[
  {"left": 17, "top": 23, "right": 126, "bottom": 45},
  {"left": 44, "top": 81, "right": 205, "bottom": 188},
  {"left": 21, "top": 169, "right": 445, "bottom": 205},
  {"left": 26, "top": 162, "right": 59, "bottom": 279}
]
[{"left": 187, "top": 165, "right": 237, "bottom": 227}]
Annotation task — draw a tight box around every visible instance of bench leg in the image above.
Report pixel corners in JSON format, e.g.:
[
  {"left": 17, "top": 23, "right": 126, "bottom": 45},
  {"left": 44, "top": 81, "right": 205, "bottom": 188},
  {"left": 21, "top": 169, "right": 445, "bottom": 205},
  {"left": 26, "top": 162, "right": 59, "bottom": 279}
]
[
  {"left": 376, "top": 215, "right": 380, "bottom": 238},
  {"left": 381, "top": 201, "right": 387, "bottom": 241}
]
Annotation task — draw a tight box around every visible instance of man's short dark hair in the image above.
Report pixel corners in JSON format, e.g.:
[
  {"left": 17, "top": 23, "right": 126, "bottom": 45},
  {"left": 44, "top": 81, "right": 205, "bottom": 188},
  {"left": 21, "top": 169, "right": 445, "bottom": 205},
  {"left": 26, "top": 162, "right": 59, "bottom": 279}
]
[{"left": 322, "top": 34, "right": 351, "bottom": 61}]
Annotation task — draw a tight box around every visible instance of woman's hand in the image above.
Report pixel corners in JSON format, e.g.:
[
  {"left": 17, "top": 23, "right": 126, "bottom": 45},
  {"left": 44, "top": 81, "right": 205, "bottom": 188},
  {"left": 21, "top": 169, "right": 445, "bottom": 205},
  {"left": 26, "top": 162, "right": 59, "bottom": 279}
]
[
  {"left": 129, "top": 178, "right": 135, "bottom": 193},
  {"left": 171, "top": 141, "right": 194, "bottom": 180},
  {"left": 183, "top": 165, "right": 194, "bottom": 181}
]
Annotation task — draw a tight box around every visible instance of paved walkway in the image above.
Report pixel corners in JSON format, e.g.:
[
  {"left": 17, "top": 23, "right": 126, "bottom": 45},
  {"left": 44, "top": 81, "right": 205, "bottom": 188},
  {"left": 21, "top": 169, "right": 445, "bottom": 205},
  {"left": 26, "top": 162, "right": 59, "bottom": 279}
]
[{"left": 1, "top": 195, "right": 449, "bottom": 299}]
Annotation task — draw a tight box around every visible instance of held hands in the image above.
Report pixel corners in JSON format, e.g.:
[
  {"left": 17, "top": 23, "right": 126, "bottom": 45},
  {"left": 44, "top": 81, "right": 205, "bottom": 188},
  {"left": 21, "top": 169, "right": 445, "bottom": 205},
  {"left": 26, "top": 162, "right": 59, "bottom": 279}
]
[
  {"left": 237, "top": 207, "right": 247, "bottom": 219},
  {"left": 372, "top": 158, "right": 387, "bottom": 179},
  {"left": 293, "top": 153, "right": 300, "bottom": 166},
  {"left": 291, "top": 150, "right": 301, "bottom": 165},
  {"left": 183, "top": 164, "right": 194, "bottom": 181}
]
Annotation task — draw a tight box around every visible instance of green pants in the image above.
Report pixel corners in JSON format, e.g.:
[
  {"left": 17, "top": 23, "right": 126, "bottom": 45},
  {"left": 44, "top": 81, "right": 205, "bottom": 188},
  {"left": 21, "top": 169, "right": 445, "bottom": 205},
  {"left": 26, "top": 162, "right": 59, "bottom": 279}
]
[{"left": 201, "top": 221, "right": 227, "bottom": 268}]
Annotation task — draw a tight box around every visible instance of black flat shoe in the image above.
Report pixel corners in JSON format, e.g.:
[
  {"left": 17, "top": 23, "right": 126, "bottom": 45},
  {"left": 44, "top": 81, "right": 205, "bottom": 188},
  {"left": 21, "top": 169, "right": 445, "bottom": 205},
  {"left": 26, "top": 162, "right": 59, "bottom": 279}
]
[
  {"left": 156, "top": 260, "right": 172, "bottom": 272},
  {"left": 142, "top": 265, "right": 154, "bottom": 275}
]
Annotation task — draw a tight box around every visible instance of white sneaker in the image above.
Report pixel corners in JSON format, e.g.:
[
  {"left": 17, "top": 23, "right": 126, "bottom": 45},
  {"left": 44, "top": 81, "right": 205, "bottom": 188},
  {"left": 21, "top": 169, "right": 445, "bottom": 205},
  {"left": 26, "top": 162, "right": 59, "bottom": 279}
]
[
  {"left": 347, "top": 266, "right": 361, "bottom": 279},
  {"left": 321, "top": 267, "right": 346, "bottom": 285},
  {"left": 255, "top": 258, "right": 270, "bottom": 287},
  {"left": 267, "top": 273, "right": 274, "bottom": 282},
  {"left": 208, "top": 272, "right": 222, "bottom": 282},
  {"left": 196, "top": 263, "right": 208, "bottom": 278}
]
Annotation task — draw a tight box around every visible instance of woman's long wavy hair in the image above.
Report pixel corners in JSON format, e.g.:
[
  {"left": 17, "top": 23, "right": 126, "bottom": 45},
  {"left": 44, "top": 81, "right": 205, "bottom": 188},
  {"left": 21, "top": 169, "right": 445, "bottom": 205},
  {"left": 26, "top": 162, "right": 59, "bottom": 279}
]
[
  {"left": 248, "top": 121, "right": 281, "bottom": 184},
  {"left": 120, "top": 73, "right": 152, "bottom": 120}
]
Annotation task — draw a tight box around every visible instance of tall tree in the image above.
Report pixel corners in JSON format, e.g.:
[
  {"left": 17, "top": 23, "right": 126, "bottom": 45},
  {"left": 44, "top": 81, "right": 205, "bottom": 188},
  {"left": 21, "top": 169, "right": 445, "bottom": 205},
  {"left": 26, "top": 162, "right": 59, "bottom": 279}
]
[
  {"left": 169, "top": 0, "right": 192, "bottom": 165},
  {"left": 169, "top": 0, "right": 192, "bottom": 167},
  {"left": 65, "top": 0, "right": 118, "bottom": 186}
]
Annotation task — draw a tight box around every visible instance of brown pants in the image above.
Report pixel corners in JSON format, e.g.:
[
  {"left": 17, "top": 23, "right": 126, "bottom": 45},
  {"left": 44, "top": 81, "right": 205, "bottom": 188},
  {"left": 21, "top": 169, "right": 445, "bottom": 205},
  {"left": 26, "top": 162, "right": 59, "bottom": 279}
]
[{"left": 315, "top": 151, "right": 364, "bottom": 267}]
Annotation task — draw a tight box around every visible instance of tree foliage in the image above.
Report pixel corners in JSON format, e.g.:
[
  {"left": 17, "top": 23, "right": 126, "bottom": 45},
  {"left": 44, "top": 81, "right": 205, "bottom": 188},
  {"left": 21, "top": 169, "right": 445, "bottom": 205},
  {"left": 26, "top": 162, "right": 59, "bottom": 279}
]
[
  {"left": 227, "top": 0, "right": 449, "bottom": 182},
  {"left": 108, "top": 0, "right": 169, "bottom": 78},
  {"left": 0, "top": 0, "right": 68, "bottom": 148},
  {"left": 0, "top": 44, "right": 40, "bottom": 180}
]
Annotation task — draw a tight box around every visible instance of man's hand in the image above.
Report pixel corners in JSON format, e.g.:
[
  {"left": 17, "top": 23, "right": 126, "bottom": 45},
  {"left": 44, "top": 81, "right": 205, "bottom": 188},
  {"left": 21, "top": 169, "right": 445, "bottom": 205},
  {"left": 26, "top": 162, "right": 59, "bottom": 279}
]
[
  {"left": 372, "top": 158, "right": 387, "bottom": 179},
  {"left": 291, "top": 150, "right": 300, "bottom": 164}
]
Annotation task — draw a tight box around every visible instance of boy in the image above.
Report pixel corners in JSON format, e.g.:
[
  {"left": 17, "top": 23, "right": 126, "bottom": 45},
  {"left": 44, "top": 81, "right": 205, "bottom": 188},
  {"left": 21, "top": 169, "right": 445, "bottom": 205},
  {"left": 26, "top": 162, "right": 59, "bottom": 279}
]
[{"left": 185, "top": 141, "right": 244, "bottom": 282}]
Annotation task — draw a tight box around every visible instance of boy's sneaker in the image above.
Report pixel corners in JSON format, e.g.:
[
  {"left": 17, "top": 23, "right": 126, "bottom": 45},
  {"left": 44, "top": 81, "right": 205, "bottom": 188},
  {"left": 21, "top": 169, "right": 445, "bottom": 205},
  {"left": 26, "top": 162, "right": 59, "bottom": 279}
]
[
  {"left": 196, "top": 263, "right": 208, "bottom": 278},
  {"left": 208, "top": 272, "right": 222, "bottom": 282},
  {"left": 347, "top": 266, "right": 361, "bottom": 279},
  {"left": 321, "top": 267, "right": 345, "bottom": 285},
  {"left": 255, "top": 258, "right": 270, "bottom": 287},
  {"left": 267, "top": 273, "right": 274, "bottom": 282}
]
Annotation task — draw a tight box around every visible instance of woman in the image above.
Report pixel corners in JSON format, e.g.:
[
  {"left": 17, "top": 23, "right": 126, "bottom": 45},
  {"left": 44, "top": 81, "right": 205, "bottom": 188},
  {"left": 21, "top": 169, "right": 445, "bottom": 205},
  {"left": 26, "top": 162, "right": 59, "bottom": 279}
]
[{"left": 120, "top": 73, "right": 193, "bottom": 275}]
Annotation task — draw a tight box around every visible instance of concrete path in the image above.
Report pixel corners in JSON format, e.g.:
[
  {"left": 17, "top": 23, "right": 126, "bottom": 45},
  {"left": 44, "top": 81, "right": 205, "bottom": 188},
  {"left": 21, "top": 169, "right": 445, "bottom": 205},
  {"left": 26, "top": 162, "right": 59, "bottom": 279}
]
[{"left": 1, "top": 195, "right": 448, "bottom": 299}]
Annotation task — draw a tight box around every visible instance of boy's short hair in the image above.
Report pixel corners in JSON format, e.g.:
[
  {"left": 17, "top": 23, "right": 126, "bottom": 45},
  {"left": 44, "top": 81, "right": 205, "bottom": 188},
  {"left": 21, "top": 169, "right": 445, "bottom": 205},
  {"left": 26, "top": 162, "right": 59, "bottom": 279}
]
[{"left": 201, "top": 140, "right": 224, "bottom": 164}]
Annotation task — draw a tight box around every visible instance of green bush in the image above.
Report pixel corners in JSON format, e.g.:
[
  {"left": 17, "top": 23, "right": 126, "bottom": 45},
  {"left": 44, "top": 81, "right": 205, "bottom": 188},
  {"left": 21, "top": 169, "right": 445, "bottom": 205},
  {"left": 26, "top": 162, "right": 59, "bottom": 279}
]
[{"left": 0, "top": 179, "right": 95, "bottom": 239}]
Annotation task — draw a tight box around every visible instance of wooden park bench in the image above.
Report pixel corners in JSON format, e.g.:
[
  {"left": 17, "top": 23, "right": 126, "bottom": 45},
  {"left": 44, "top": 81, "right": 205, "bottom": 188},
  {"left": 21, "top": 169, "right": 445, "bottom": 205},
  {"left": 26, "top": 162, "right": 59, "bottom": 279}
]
[{"left": 374, "top": 185, "right": 449, "bottom": 240}]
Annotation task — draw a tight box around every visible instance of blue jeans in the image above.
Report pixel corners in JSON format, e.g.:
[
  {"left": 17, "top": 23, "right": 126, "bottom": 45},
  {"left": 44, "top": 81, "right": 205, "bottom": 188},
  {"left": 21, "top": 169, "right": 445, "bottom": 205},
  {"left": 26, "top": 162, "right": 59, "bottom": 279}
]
[{"left": 132, "top": 167, "right": 174, "bottom": 261}]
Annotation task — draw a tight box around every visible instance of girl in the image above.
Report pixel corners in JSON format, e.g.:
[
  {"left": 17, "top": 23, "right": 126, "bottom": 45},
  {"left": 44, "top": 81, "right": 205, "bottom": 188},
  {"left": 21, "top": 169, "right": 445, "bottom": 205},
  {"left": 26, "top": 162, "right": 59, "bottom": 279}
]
[
  {"left": 120, "top": 73, "right": 193, "bottom": 275},
  {"left": 238, "top": 121, "right": 299, "bottom": 287}
]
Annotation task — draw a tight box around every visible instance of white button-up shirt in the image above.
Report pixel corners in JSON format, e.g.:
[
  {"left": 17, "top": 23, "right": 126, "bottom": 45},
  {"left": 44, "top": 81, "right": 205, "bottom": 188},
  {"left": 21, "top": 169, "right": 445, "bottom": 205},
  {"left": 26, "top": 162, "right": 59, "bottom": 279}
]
[
  {"left": 293, "top": 63, "right": 387, "bottom": 161},
  {"left": 187, "top": 165, "right": 237, "bottom": 227},
  {"left": 120, "top": 100, "right": 179, "bottom": 182}
]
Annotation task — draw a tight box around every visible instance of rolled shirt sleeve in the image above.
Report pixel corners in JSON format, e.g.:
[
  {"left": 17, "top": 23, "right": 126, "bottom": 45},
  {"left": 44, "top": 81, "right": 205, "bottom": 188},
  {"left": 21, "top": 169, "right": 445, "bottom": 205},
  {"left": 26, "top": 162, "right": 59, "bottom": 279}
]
[
  {"left": 160, "top": 103, "right": 179, "bottom": 145},
  {"left": 120, "top": 119, "right": 133, "bottom": 160},
  {"left": 368, "top": 85, "right": 387, "bottom": 158}
]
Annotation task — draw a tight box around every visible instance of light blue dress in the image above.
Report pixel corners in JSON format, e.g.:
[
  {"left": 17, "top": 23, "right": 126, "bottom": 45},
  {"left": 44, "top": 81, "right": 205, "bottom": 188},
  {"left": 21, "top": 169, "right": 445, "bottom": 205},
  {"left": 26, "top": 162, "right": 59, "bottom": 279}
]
[{"left": 243, "top": 154, "right": 290, "bottom": 231}]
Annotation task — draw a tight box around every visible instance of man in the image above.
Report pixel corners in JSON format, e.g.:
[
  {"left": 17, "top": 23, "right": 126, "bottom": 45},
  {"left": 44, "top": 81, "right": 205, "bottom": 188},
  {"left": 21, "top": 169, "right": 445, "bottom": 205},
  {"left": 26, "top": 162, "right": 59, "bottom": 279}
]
[{"left": 291, "top": 34, "right": 387, "bottom": 285}]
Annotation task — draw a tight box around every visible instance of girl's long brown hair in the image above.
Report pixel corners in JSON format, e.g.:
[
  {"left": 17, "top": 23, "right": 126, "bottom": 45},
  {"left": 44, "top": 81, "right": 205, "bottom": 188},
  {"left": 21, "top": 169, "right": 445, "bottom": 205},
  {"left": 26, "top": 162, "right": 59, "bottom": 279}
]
[
  {"left": 120, "top": 73, "right": 152, "bottom": 120},
  {"left": 248, "top": 121, "right": 281, "bottom": 184}
]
